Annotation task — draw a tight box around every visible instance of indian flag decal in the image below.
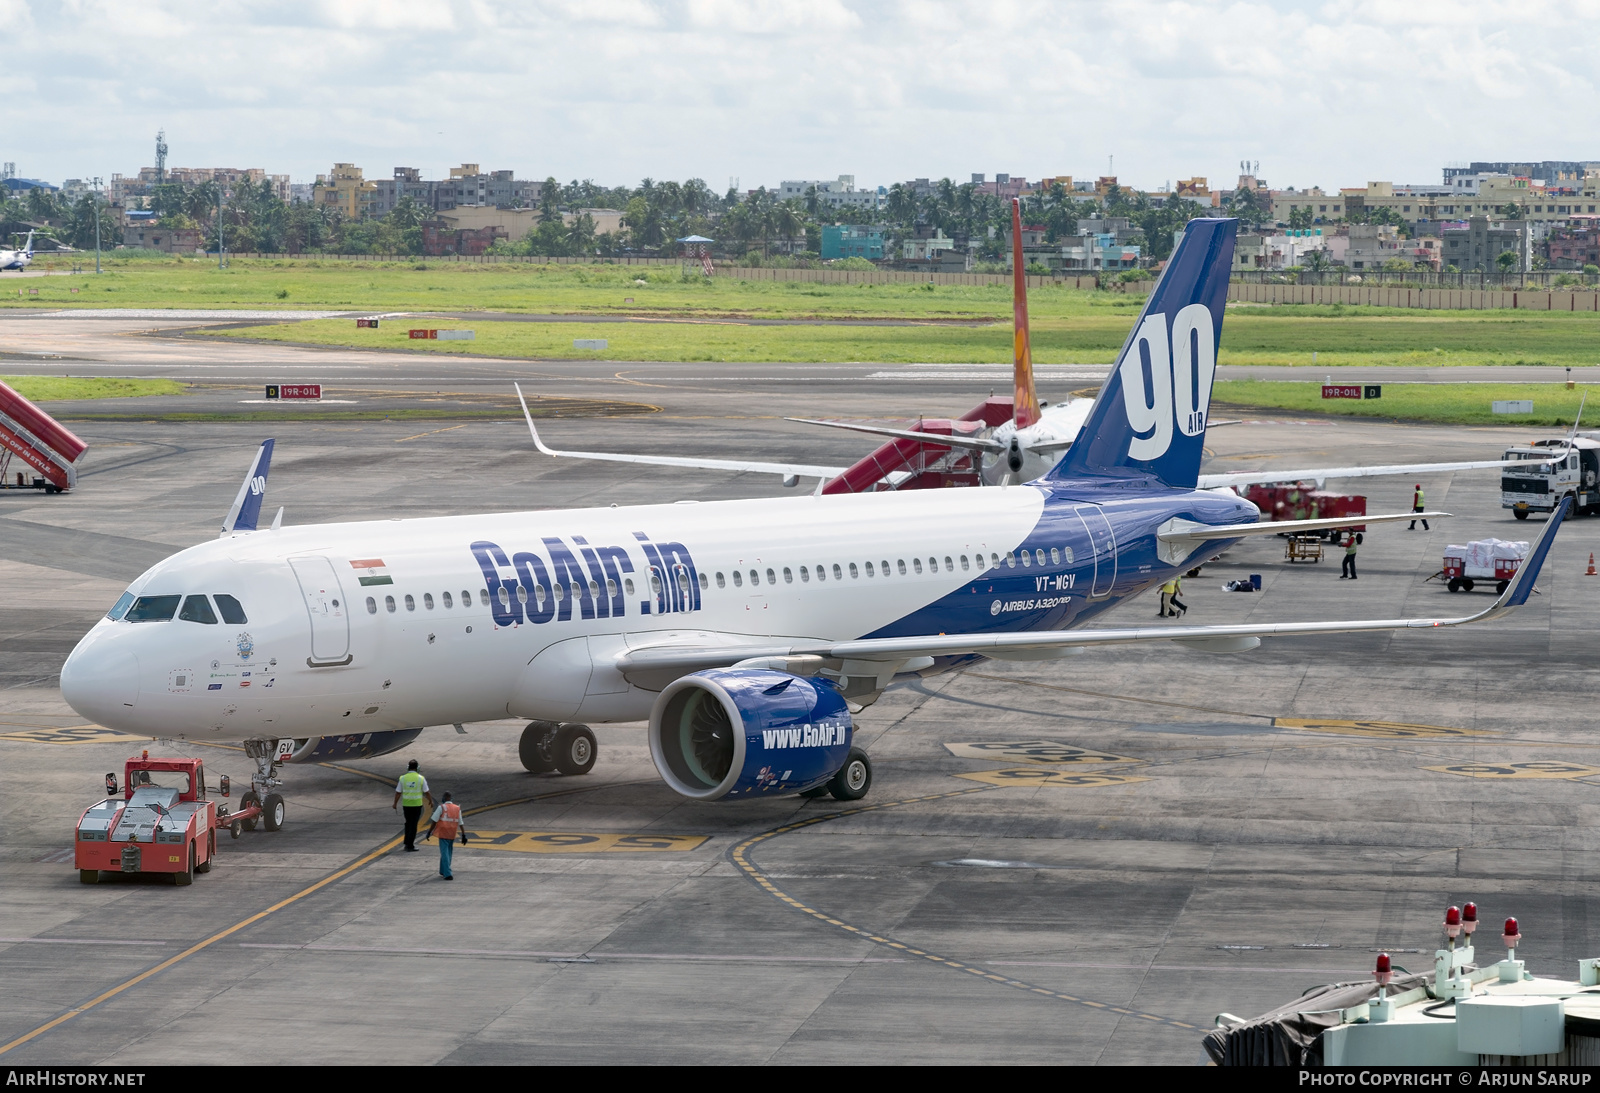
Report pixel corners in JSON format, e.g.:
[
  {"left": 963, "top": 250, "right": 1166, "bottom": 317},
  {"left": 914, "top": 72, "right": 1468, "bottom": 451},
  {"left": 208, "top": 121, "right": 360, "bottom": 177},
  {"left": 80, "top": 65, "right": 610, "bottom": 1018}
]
[{"left": 351, "top": 558, "right": 393, "bottom": 586}]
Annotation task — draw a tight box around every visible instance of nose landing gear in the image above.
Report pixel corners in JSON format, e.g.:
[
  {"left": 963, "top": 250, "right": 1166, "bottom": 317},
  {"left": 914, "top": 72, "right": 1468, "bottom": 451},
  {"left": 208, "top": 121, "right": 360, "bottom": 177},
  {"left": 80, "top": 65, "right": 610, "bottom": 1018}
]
[{"left": 220, "top": 738, "right": 289, "bottom": 835}]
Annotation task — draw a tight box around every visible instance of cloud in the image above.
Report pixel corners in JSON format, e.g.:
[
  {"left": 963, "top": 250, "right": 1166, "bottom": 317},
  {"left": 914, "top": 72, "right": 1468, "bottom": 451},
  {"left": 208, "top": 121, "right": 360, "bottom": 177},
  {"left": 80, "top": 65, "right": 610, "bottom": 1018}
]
[{"left": 6, "top": 1, "right": 1600, "bottom": 193}]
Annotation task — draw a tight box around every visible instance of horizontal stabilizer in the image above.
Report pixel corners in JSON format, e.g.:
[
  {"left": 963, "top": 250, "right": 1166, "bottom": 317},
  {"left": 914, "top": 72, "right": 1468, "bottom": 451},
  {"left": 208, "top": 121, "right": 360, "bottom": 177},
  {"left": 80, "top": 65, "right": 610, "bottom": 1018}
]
[
  {"left": 1197, "top": 459, "right": 1546, "bottom": 490},
  {"left": 1157, "top": 510, "right": 1450, "bottom": 543}
]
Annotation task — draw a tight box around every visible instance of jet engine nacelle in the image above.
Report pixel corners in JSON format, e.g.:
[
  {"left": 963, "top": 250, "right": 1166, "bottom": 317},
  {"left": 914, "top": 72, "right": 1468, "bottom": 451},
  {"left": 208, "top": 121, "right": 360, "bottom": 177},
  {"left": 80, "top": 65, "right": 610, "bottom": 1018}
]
[
  {"left": 649, "top": 669, "right": 852, "bottom": 801},
  {"left": 283, "top": 728, "right": 424, "bottom": 763}
]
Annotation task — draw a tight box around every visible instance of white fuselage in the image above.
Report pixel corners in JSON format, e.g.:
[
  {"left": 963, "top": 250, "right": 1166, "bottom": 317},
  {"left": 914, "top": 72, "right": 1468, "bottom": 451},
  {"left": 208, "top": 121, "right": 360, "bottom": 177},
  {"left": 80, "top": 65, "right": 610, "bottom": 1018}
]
[
  {"left": 981, "top": 398, "right": 1094, "bottom": 485},
  {"left": 62, "top": 488, "right": 1050, "bottom": 742}
]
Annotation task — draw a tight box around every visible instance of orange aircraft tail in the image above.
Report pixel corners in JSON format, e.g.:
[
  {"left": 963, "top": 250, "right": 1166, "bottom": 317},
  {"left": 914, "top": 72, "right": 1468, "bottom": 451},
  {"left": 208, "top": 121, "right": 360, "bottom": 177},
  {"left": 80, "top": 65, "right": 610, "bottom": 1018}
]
[{"left": 1010, "top": 198, "right": 1041, "bottom": 429}]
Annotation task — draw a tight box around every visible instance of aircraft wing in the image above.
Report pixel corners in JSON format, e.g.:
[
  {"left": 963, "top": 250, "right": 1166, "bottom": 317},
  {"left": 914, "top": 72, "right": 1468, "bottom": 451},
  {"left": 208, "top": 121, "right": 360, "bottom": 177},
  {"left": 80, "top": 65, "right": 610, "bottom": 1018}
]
[
  {"left": 786, "top": 417, "right": 1005, "bottom": 453},
  {"left": 1196, "top": 458, "right": 1546, "bottom": 489},
  {"left": 617, "top": 497, "right": 1565, "bottom": 681},
  {"left": 516, "top": 385, "right": 845, "bottom": 482}
]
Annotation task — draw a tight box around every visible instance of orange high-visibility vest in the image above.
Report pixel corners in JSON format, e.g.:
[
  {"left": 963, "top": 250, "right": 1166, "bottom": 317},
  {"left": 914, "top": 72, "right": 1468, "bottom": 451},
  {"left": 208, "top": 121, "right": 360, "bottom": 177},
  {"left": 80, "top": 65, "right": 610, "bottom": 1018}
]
[{"left": 434, "top": 802, "right": 462, "bottom": 841}]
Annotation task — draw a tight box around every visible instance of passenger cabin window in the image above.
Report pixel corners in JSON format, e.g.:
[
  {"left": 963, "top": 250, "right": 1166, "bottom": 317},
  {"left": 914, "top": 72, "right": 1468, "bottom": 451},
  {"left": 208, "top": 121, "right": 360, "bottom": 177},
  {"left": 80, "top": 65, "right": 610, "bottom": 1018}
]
[
  {"left": 696, "top": 574, "right": 706, "bottom": 591},
  {"left": 442, "top": 591, "right": 453, "bottom": 608},
  {"left": 897, "top": 560, "right": 906, "bottom": 575},
  {"left": 944, "top": 556, "right": 953, "bottom": 572},
  {"left": 960, "top": 555, "right": 970, "bottom": 571},
  {"left": 366, "top": 597, "right": 377, "bottom": 614},
  {"left": 1005, "top": 552, "right": 1016, "bottom": 568},
  {"left": 385, "top": 596, "right": 397, "bottom": 613},
  {"left": 848, "top": 563, "right": 859, "bottom": 579},
  {"left": 800, "top": 566, "right": 810, "bottom": 583},
  {"left": 627, "top": 578, "right": 637, "bottom": 595},
  {"left": 881, "top": 559, "right": 889, "bottom": 575},
  {"left": 913, "top": 558, "right": 923, "bottom": 574},
  {"left": 732, "top": 571, "right": 743, "bottom": 588},
  {"left": 832, "top": 564, "right": 843, "bottom": 580},
  {"left": 1051, "top": 548, "right": 1061, "bottom": 565},
  {"left": 929, "top": 557, "right": 939, "bottom": 572},
  {"left": 126, "top": 595, "right": 181, "bottom": 623},
  {"left": 1020, "top": 551, "right": 1031, "bottom": 567},
  {"left": 783, "top": 567, "right": 793, "bottom": 584},
  {"left": 1035, "top": 549, "right": 1046, "bottom": 566},
  {"left": 864, "top": 561, "right": 875, "bottom": 577},
  {"left": 749, "top": 569, "right": 760, "bottom": 587},
  {"left": 478, "top": 589, "right": 488, "bottom": 607},
  {"left": 424, "top": 593, "right": 434, "bottom": 610},
  {"left": 716, "top": 572, "right": 726, "bottom": 588},
  {"left": 107, "top": 592, "right": 135, "bottom": 621},
  {"left": 179, "top": 595, "right": 218, "bottom": 624},
  {"left": 213, "top": 594, "right": 248, "bottom": 624},
  {"left": 406, "top": 594, "right": 416, "bottom": 611}
]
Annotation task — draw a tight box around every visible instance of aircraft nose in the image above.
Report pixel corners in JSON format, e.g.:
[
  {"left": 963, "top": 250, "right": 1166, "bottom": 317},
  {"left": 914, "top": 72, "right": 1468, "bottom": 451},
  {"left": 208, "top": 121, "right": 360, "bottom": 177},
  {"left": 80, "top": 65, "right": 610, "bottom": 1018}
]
[{"left": 60, "top": 634, "right": 140, "bottom": 723}]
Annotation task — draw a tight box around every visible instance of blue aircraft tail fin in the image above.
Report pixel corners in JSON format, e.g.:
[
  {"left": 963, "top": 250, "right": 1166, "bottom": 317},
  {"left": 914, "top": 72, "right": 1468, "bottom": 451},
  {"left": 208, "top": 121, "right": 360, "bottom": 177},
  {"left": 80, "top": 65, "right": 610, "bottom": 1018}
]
[
  {"left": 1046, "top": 218, "right": 1237, "bottom": 490},
  {"left": 221, "top": 439, "right": 274, "bottom": 535}
]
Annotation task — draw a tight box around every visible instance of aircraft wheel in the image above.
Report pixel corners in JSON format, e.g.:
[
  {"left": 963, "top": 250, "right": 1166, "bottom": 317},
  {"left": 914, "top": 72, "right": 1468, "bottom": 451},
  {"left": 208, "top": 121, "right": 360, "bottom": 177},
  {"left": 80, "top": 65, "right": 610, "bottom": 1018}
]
[
  {"left": 828, "top": 748, "right": 872, "bottom": 802},
  {"left": 518, "top": 721, "right": 559, "bottom": 773},
  {"left": 262, "top": 793, "right": 285, "bottom": 832},
  {"left": 79, "top": 869, "right": 99, "bottom": 885},
  {"left": 239, "top": 791, "right": 260, "bottom": 831},
  {"left": 554, "top": 724, "right": 596, "bottom": 776}
]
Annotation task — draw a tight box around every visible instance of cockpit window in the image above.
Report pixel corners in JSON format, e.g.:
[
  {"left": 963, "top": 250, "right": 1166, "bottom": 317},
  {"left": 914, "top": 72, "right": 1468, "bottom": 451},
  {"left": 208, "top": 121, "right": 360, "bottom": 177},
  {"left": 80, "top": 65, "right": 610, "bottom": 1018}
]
[
  {"left": 213, "top": 595, "right": 248, "bottom": 625},
  {"left": 126, "top": 595, "right": 181, "bottom": 622},
  {"left": 107, "top": 592, "right": 134, "bottom": 621},
  {"left": 179, "top": 595, "right": 218, "bottom": 624}
]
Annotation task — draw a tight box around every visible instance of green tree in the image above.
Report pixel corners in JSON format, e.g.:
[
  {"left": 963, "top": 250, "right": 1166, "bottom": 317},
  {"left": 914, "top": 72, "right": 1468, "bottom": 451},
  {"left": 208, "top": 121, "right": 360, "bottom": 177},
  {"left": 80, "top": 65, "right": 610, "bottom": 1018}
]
[
  {"left": 1496, "top": 249, "right": 1518, "bottom": 273},
  {"left": 1287, "top": 206, "right": 1313, "bottom": 230}
]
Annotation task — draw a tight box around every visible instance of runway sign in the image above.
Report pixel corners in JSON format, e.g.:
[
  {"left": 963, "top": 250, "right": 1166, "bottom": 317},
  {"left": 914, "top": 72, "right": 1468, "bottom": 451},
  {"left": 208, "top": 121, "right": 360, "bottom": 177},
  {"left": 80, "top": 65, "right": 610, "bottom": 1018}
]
[
  {"left": 1424, "top": 761, "right": 1600, "bottom": 780},
  {"left": 462, "top": 831, "right": 710, "bottom": 854},
  {"left": 944, "top": 741, "right": 1140, "bottom": 765},
  {"left": 0, "top": 725, "right": 139, "bottom": 745},
  {"left": 1277, "top": 718, "right": 1492, "bottom": 739},
  {"left": 954, "top": 769, "right": 1148, "bottom": 789},
  {"left": 264, "top": 384, "right": 321, "bottom": 400},
  {"left": 356, "top": 319, "right": 379, "bottom": 328}
]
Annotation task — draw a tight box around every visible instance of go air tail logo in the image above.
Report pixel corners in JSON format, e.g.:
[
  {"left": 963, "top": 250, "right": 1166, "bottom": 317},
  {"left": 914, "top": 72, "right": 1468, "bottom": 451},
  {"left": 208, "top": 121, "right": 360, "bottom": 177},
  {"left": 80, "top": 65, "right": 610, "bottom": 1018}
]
[
  {"left": 761, "top": 721, "right": 847, "bottom": 750},
  {"left": 1120, "top": 304, "right": 1217, "bottom": 461}
]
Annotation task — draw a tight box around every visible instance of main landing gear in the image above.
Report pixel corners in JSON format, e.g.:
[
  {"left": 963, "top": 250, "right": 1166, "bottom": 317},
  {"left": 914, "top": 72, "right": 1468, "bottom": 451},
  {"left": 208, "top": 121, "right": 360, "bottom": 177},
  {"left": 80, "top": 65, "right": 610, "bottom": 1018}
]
[
  {"left": 519, "top": 721, "right": 598, "bottom": 776},
  {"left": 800, "top": 747, "right": 874, "bottom": 802},
  {"left": 219, "top": 738, "right": 287, "bottom": 838}
]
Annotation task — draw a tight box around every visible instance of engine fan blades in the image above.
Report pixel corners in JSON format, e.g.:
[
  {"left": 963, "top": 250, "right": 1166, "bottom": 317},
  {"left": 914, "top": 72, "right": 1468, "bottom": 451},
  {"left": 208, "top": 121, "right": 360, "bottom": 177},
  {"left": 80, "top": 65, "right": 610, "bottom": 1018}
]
[{"left": 689, "top": 696, "right": 734, "bottom": 782}]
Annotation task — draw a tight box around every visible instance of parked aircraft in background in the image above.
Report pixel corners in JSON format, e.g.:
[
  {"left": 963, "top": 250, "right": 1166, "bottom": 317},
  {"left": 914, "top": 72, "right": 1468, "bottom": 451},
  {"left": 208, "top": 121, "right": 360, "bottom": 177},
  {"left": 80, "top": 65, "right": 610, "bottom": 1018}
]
[
  {"left": 0, "top": 230, "right": 35, "bottom": 272},
  {"left": 61, "top": 217, "right": 1561, "bottom": 833}
]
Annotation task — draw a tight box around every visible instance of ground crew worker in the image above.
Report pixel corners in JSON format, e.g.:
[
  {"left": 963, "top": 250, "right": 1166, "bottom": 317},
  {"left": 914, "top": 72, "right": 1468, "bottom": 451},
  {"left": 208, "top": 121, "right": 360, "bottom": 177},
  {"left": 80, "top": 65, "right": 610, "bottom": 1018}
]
[
  {"left": 1340, "top": 532, "right": 1359, "bottom": 579},
  {"left": 1158, "top": 577, "right": 1177, "bottom": 617},
  {"left": 391, "top": 759, "right": 434, "bottom": 852},
  {"left": 1408, "top": 484, "right": 1429, "bottom": 531},
  {"left": 1169, "top": 574, "right": 1187, "bottom": 617},
  {"left": 425, "top": 791, "right": 466, "bottom": 880}
]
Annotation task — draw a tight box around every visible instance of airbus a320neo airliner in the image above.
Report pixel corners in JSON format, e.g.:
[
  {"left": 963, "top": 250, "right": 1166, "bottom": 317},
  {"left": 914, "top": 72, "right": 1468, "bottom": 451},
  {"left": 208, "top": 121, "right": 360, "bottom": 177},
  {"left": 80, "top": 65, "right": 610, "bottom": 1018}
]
[{"left": 59, "top": 218, "right": 1566, "bottom": 827}]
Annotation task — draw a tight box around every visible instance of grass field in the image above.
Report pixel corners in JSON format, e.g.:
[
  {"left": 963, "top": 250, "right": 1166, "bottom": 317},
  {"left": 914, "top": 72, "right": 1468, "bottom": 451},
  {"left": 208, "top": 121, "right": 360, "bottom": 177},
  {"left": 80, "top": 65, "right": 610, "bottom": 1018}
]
[
  {"left": 6, "top": 255, "right": 1129, "bottom": 321},
  {"left": 208, "top": 309, "right": 1600, "bottom": 368},
  {"left": 1, "top": 376, "right": 185, "bottom": 400},
  {"left": 1213, "top": 381, "right": 1595, "bottom": 426}
]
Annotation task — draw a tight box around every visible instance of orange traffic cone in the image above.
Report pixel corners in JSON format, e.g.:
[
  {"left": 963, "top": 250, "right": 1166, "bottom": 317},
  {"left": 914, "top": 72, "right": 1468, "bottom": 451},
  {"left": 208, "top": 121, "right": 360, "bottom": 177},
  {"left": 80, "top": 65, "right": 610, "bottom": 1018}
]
[{"left": 1588, "top": 552, "right": 1597, "bottom": 576}]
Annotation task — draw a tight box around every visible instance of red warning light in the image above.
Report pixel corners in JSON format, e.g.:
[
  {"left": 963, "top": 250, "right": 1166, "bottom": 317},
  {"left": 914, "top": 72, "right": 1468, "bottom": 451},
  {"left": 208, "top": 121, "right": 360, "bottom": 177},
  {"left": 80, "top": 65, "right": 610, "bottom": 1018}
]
[
  {"left": 1504, "top": 918, "right": 1521, "bottom": 945},
  {"left": 1463, "top": 902, "right": 1478, "bottom": 935},
  {"left": 1374, "top": 952, "right": 1392, "bottom": 985},
  {"left": 1444, "top": 905, "right": 1462, "bottom": 938}
]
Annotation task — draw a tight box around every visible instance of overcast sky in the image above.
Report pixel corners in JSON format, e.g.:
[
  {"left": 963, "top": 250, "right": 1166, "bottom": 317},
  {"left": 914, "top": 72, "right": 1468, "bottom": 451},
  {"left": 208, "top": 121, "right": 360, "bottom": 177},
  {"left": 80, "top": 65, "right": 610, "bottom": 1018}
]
[{"left": 3, "top": 1, "right": 1596, "bottom": 193}]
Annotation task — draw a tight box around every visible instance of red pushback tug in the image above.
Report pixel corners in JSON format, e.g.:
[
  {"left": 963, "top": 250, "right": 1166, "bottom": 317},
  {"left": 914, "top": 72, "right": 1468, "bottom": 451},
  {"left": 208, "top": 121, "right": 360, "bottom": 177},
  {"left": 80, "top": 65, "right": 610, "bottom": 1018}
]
[
  {"left": 74, "top": 753, "right": 271, "bottom": 885},
  {"left": 0, "top": 378, "right": 87, "bottom": 493}
]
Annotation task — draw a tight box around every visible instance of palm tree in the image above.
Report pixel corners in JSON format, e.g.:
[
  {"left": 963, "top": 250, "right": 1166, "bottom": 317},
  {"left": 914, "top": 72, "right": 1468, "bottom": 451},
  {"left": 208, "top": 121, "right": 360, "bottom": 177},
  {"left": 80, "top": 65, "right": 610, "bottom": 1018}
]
[{"left": 772, "top": 201, "right": 804, "bottom": 254}]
